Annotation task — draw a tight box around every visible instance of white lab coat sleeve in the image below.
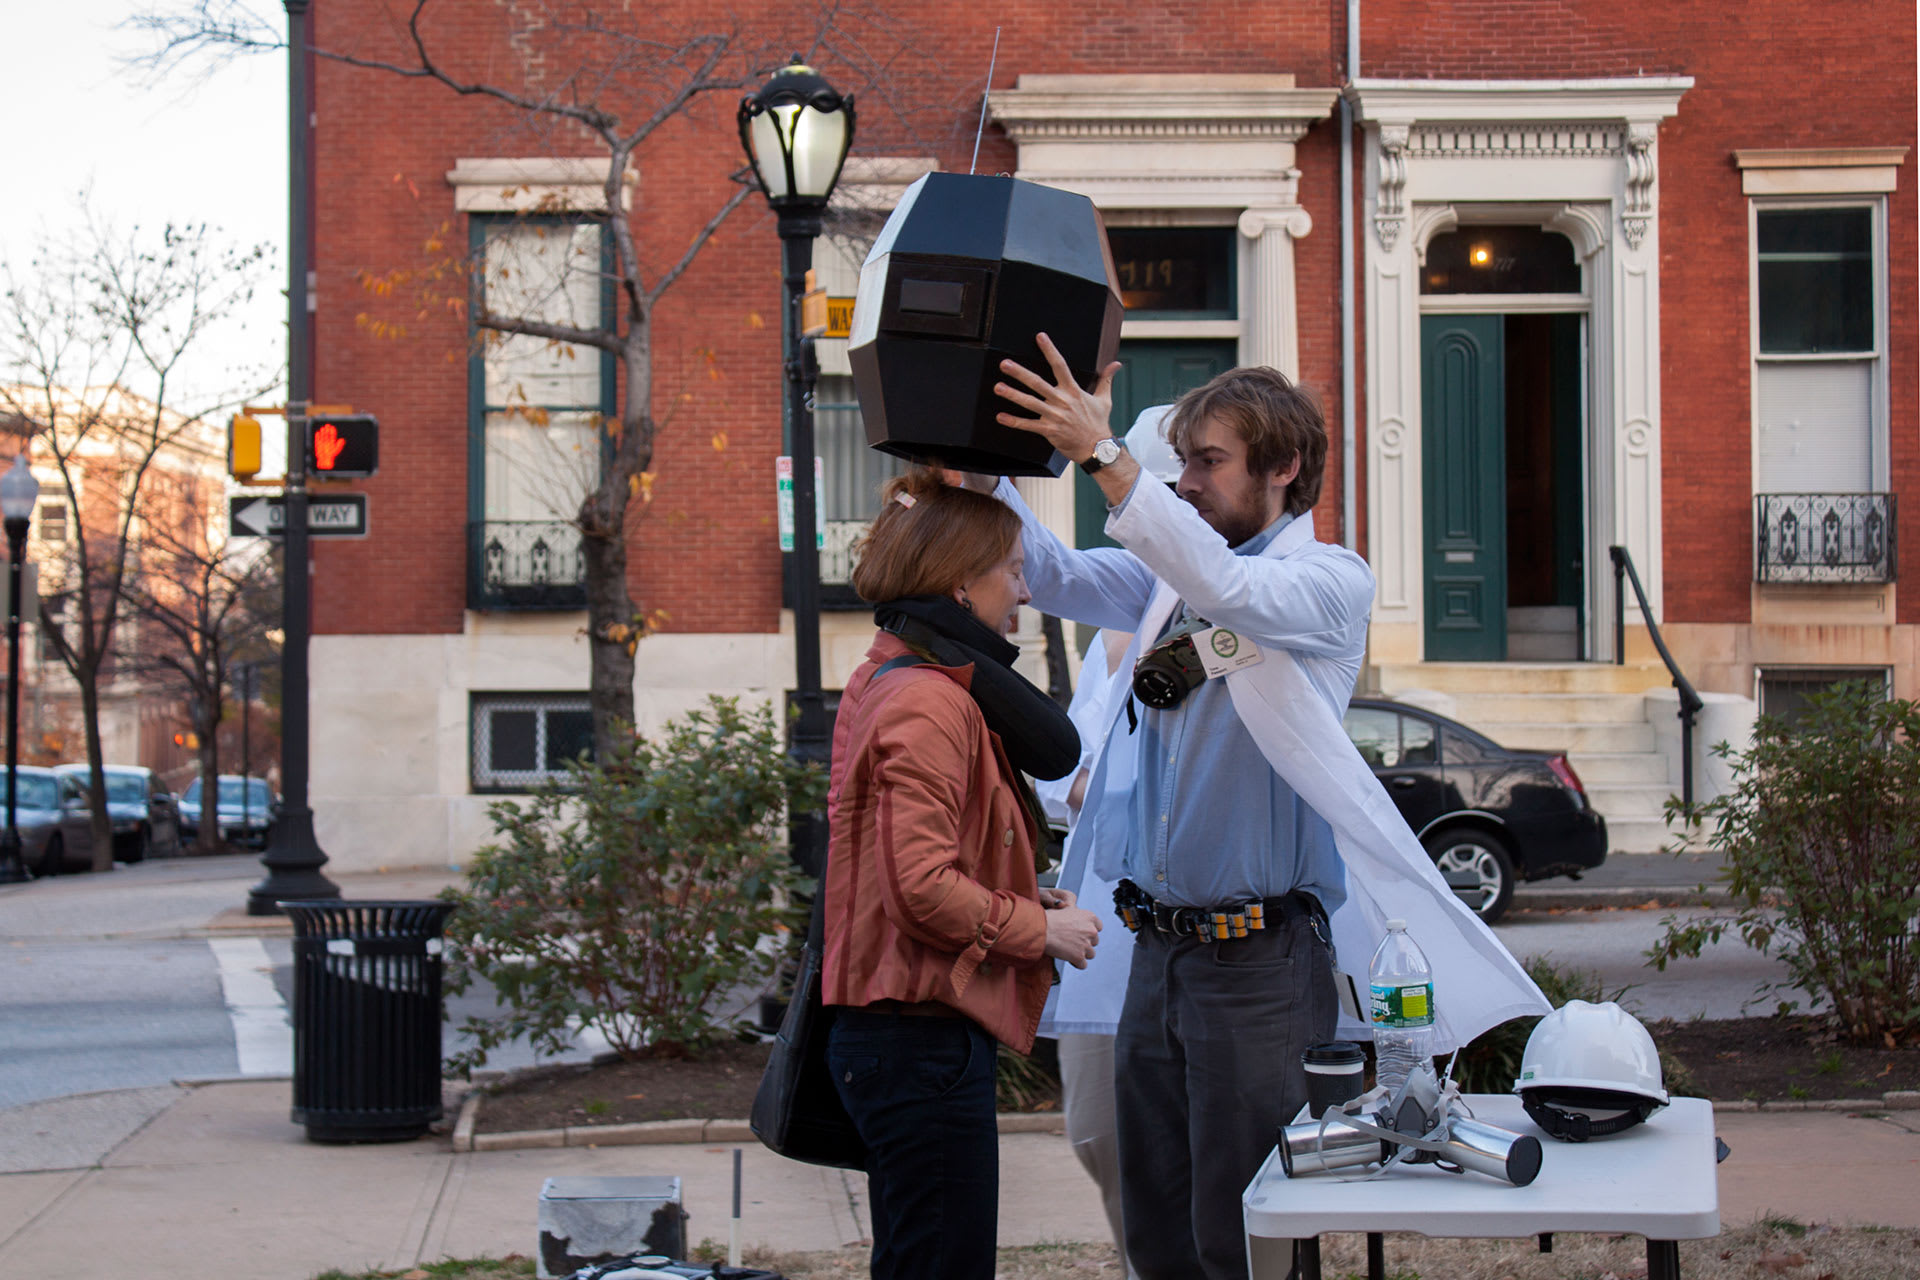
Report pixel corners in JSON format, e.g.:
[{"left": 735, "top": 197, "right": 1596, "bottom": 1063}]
[
  {"left": 994, "top": 476, "right": 1158, "bottom": 631},
  {"left": 1105, "top": 470, "right": 1373, "bottom": 660}
]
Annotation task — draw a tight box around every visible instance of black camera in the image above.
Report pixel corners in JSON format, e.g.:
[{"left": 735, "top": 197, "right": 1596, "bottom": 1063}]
[{"left": 1132, "top": 621, "right": 1210, "bottom": 709}]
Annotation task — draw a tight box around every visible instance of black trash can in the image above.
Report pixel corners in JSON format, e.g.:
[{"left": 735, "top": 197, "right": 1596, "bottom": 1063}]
[{"left": 283, "top": 899, "right": 455, "bottom": 1143}]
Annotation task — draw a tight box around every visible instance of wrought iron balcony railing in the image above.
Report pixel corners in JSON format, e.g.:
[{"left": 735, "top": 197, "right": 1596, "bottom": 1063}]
[
  {"left": 468, "top": 520, "right": 588, "bottom": 611},
  {"left": 1754, "top": 493, "right": 1897, "bottom": 585}
]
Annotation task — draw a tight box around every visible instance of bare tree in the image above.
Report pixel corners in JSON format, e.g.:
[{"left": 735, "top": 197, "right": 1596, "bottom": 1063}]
[
  {"left": 119, "top": 510, "right": 281, "bottom": 854},
  {"left": 129, "top": 0, "right": 951, "bottom": 761},
  {"left": 1, "top": 212, "right": 271, "bottom": 870}
]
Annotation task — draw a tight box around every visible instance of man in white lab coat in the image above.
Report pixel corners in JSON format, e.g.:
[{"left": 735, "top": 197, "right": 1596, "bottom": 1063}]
[{"left": 986, "top": 340, "right": 1546, "bottom": 1280}]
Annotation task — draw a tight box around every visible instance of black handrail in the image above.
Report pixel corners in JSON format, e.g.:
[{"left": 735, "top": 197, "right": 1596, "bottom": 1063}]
[{"left": 1610, "top": 545, "right": 1705, "bottom": 810}]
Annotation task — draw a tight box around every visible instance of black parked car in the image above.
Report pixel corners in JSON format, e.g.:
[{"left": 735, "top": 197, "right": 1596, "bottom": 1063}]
[{"left": 1343, "top": 697, "right": 1607, "bottom": 923}]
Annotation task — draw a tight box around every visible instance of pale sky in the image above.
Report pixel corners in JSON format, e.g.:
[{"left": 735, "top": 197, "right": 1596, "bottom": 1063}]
[{"left": 3, "top": 1, "right": 288, "bottom": 411}]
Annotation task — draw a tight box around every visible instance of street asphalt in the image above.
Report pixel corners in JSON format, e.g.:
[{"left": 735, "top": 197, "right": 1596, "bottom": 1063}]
[{"left": 0, "top": 852, "right": 1915, "bottom": 1279}]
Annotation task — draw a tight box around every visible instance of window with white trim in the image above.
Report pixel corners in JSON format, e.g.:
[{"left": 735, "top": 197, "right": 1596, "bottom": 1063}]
[
  {"left": 471, "top": 693, "right": 593, "bottom": 791},
  {"left": 1751, "top": 201, "right": 1885, "bottom": 494}
]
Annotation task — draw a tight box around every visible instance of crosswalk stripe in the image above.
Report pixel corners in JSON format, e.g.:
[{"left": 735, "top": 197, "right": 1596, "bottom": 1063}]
[{"left": 208, "top": 937, "right": 293, "bottom": 1076}]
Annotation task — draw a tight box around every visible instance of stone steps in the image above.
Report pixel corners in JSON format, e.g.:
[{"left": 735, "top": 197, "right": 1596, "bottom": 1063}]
[{"left": 1373, "top": 660, "right": 1679, "bottom": 854}]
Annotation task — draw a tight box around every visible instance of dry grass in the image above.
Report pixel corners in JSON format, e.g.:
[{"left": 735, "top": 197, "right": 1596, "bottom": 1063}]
[
  {"left": 311, "top": 1221, "right": 1920, "bottom": 1279},
  {"left": 749, "top": 1220, "right": 1920, "bottom": 1280}
]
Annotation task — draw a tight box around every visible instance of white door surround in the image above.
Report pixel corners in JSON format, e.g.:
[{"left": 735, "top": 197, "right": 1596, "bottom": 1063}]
[
  {"left": 987, "top": 74, "right": 1339, "bottom": 378},
  {"left": 1349, "top": 78, "right": 1690, "bottom": 664}
]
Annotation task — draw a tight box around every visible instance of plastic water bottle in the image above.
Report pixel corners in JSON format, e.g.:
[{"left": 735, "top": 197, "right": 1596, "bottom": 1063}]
[{"left": 1369, "top": 918, "right": 1436, "bottom": 1098}]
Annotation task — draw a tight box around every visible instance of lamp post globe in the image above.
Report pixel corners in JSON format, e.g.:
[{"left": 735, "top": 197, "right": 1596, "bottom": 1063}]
[
  {"left": 738, "top": 60, "right": 853, "bottom": 878},
  {"left": 738, "top": 58, "right": 856, "bottom": 223},
  {"left": 1, "top": 450, "right": 41, "bottom": 884}
]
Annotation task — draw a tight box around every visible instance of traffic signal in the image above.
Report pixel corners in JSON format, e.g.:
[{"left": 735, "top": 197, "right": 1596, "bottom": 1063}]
[
  {"left": 307, "top": 414, "right": 379, "bottom": 478},
  {"left": 228, "top": 414, "right": 262, "bottom": 480}
]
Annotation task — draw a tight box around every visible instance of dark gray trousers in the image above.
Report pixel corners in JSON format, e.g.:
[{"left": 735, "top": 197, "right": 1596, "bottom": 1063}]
[{"left": 1114, "top": 911, "right": 1337, "bottom": 1280}]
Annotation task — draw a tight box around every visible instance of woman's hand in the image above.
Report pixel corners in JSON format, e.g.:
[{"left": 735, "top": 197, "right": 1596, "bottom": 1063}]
[
  {"left": 1042, "top": 903, "right": 1102, "bottom": 969},
  {"left": 1037, "top": 887, "right": 1077, "bottom": 910}
]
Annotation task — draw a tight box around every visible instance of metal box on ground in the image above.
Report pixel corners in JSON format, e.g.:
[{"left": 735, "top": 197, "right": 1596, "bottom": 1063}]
[{"left": 538, "top": 1175, "right": 688, "bottom": 1279}]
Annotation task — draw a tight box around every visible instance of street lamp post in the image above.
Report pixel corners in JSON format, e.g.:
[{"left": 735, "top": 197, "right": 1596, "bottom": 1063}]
[
  {"left": 1, "top": 452, "right": 41, "bottom": 884},
  {"left": 739, "top": 59, "right": 854, "bottom": 877}
]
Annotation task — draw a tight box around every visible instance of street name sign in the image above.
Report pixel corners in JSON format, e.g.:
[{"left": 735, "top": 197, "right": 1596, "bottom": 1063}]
[{"left": 229, "top": 494, "right": 370, "bottom": 539}]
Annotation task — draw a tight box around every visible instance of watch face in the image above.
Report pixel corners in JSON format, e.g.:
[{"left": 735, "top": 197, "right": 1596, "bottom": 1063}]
[{"left": 1094, "top": 438, "right": 1121, "bottom": 464}]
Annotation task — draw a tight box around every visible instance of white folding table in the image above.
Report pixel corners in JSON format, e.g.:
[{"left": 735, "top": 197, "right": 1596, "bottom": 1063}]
[{"left": 1243, "top": 1095, "right": 1720, "bottom": 1280}]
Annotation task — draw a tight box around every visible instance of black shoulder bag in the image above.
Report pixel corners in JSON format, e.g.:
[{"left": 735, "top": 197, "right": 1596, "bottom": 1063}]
[{"left": 748, "top": 653, "right": 924, "bottom": 1169}]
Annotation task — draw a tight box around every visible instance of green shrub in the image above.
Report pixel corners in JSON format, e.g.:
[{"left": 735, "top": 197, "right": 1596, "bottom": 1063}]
[
  {"left": 441, "top": 697, "right": 824, "bottom": 1073},
  {"left": 1446, "top": 953, "right": 1619, "bottom": 1094},
  {"left": 1647, "top": 682, "right": 1920, "bottom": 1045}
]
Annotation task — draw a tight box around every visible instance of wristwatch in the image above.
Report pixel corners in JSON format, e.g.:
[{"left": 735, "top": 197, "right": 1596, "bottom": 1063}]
[{"left": 1080, "top": 437, "right": 1127, "bottom": 475}]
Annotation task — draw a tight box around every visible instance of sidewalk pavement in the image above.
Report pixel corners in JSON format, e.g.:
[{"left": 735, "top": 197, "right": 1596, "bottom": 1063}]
[
  {"left": 1, "top": 1079, "right": 1915, "bottom": 1279},
  {"left": 5, "top": 852, "right": 1914, "bottom": 1280}
]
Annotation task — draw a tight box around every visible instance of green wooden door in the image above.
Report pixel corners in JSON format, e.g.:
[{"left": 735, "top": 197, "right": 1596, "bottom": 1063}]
[
  {"left": 1076, "top": 339, "right": 1238, "bottom": 549},
  {"left": 1422, "top": 314, "right": 1507, "bottom": 661}
]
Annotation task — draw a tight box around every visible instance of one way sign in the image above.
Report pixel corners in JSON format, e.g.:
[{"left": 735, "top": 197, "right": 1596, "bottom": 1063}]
[{"left": 228, "top": 494, "right": 370, "bottom": 539}]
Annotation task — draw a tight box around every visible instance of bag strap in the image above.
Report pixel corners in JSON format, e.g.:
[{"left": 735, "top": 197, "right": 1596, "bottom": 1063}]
[{"left": 806, "top": 652, "right": 928, "bottom": 949}]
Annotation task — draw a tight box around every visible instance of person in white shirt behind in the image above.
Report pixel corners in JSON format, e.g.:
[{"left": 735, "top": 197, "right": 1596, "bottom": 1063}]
[{"left": 1029, "top": 407, "right": 1181, "bottom": 1280}]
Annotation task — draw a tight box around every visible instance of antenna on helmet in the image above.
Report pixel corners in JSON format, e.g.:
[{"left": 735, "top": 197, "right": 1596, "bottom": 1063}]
[{"left": 969, "top": 27, "right": 1004, "bottom": 176}]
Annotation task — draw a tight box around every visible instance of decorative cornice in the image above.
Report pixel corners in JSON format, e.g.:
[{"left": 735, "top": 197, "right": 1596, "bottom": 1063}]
[
  {"left": 1622, "top": 122, "right": 1658, "bottom": 250},
  {"left": 1409, "top": 123, "right": 1626, "bottom": 158},
  {"left": 989, "top": 74, "right": 1337, "bottom": 146},
  {"left": 1375, "top": 124, "right": 1410, "bottom": 251},
  {"left": 992, "top": 116, "right": 1321, "bottom": 145},
  {"left": 1348, "top": 77, "right": 1691, "bottom": 125}
]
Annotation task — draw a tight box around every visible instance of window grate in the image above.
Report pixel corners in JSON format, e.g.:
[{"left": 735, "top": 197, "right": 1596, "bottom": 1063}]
[
  {"left": 471, "top": 693, "right": 593, "bottom": 791},
  {"left": 1756, "top": 667, "right": 1890, "bottom": 727},
  {"left": 1754, "top": 493, "right": 1896, "bottom": 584}
]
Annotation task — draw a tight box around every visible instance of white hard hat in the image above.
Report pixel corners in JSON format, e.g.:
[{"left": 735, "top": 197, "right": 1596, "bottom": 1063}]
[
  {"left": 1123, "top": 405, "right": 1182, "bottom": 484},
  {"left": 1514, "top": 1000, "right": 1669, "bottom": 1142}
]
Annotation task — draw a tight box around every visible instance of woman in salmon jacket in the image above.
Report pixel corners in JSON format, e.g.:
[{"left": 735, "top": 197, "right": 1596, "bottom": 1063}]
[{"left": 822, "top": 469, "right": 1102, "bottom": 1280}]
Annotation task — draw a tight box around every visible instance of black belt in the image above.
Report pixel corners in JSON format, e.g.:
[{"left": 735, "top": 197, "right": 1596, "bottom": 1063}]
[{"left": 1114, "top": 878, "right": 1324, "bottom": 943}]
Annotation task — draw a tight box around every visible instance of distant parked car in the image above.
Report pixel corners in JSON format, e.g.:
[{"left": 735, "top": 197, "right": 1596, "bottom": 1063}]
[
  {"left": 1343, "top": 697, "right": 1607, "bottom": 924},
  {"left": 179, "top": 775, "right": 276, "bottom": 850},
  {"left": 53, "top": 764, "right": 180, "bottom": 863},
  {"left": 0, "top": 765, "right": 97, "bottom": 875}
]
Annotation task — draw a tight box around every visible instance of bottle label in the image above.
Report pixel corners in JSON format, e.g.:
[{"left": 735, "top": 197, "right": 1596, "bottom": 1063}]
[{"left": 1370, "top": 981, "right": 1434, "bottom": 1028}]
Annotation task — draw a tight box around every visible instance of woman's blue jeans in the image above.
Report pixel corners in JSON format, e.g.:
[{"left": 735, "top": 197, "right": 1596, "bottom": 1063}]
[{"left": 827, "top": 1007, "right": 999, "bottom": 1280}]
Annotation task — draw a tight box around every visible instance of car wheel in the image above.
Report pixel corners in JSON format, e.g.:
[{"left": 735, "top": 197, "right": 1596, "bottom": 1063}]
[
  {"left": 1425, "top": 829, "right": 1516, "bottom": 924},
  {"left": 123, "top": 825, "right": 150, "bottom": 865},
  {"left": 36, "top": 833, "right": 62, "bottom": 878}
]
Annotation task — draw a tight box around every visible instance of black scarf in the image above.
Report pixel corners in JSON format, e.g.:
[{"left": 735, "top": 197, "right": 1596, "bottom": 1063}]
[{"left": 874, "top": 595, "right": 1082, "bottom": 782}]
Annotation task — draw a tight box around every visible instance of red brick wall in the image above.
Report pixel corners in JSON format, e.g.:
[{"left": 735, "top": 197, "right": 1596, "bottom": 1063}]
[
  {"left": 310, "top": 0, "right": 1915, "bottom": 636},
  {"left": 1365, "top": 1, "right": 1918, "bottom": 625}
]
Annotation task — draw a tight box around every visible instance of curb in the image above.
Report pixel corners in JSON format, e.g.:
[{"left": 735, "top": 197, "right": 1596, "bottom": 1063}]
[
  {"left": 451, "top": 1092, "right": 1915, "bottom": 1153},
  {"left": 1510, "top": 887, "right": 1733, "bottom": 912},
  {"left": 452, "top": 1093, "right": 1065, "bottom": 1153},
  {"left": 1710, "top": 1092, "right": 1920, "bottom": 1114}
]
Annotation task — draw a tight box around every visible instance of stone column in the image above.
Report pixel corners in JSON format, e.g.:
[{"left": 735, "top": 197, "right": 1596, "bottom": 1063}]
[
  {"left": 1238, "top": 201, "right": 1314, "bottom": 379},
  {"left": 1013, "top": 473, "right": 1079, "bottom": 684}
]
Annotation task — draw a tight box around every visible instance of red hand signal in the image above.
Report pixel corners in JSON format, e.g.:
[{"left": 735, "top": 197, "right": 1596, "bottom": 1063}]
[{"left": 313, "top": 423, "right": 347, "bottom": 470}]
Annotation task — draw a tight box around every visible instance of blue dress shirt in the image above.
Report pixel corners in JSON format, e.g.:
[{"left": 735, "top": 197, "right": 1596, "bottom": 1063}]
[{"left": 1127, "top": 514, "right": 1346, "bottom": 912}]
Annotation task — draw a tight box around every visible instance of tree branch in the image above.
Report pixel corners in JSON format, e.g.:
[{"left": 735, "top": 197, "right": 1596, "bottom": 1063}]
[{"left": 645, "top": 184, "right": 755, "bottom": 308}]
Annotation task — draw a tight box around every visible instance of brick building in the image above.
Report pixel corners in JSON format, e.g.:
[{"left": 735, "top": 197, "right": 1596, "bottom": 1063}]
[{"left": 303, "top": 1, "right": 1916, "bottom": 869}]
